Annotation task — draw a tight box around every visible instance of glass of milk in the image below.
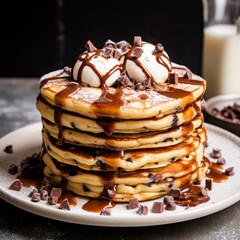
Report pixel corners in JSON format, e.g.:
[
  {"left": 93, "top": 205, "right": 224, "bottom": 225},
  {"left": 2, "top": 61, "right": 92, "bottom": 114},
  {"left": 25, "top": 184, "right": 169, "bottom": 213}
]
[{"left": 202, "top": 0, "right": 240, "bottom": 99}]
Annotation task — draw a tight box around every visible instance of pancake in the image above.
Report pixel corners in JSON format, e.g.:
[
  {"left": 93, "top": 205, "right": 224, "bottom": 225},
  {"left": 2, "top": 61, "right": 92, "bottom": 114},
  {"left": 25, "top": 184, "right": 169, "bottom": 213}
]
[
  {"left": 36, "top": 96, "right": 202, "bottom": 134},
  {"left": 42, "top": 128, "right": 206, "bottom": 171},
  {"left": 39, "top": 70, "right": 206, "bottom": 120},
  {"left": 42, "top": 143, "right": 209, "bottom": 202},
  {"left": 36, "top": 37, "right": 209, "bottom": 203},
  {"left": 41, "top": 114, "right": 203, "bottom": 150}
]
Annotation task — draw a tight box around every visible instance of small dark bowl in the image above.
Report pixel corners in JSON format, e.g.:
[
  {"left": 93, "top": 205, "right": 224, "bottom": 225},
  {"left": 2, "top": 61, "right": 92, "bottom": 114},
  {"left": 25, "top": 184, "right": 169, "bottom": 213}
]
[{"left": 204, "top": 94, "right": 240, "bottom": 137}]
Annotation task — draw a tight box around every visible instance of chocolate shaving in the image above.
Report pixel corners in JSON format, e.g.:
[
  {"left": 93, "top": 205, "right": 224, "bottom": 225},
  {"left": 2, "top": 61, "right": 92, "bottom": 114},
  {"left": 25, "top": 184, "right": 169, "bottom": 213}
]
[
  {"left": 133, "top": 36, "right": 142, "bottom": 47},
  {"left": 9, "top": 179, "right": 22, "bottom": 191},
  {"left": 85, "top": 40, "right": 97, "bottom": 52},
  {"left": 131, "top": 47, "right": 143, "bottom": 59}
]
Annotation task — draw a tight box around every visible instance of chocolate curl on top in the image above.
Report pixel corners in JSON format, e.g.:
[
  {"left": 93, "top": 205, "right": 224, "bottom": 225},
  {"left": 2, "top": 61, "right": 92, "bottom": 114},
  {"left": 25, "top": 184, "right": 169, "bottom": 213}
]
[
  {"left": 85, "top": 40, "right": 97, "bottom": 52},
  {"left": 155, "top": 43, "right": 164, "bottom": 53},
  {"left": 104, "top": 39, "right": 117, "bottom": 48},
  {"left": 117, "top": 40, "right": 131, "bottom": 52},
  {"left": 133, "top": 36, "right": 142, "bottom": 47},
  {"left": 102, "top": 47, "right": 115, "bottom": 58},
  {"left": 131, "top": 47, "right": 143, "bottom": 59}
]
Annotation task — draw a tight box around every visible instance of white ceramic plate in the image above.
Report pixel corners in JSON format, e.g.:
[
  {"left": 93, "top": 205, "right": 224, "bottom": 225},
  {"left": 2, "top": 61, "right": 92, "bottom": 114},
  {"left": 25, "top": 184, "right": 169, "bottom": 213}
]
[{"left": 1, "top": 122, "right": 240, "bottom": 227}]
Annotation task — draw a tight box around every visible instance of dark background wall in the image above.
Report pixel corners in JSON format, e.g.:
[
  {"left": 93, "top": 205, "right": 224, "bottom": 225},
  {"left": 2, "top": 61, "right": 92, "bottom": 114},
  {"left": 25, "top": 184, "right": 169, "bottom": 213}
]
[{"left": 0, "top": 0, "right": 204, "bottom": 78}]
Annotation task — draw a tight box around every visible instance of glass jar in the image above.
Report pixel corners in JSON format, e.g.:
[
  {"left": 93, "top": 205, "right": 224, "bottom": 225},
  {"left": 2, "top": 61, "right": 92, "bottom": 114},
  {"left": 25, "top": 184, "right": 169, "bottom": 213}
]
[{"left": 202, "top": 0, "right": 240, "bottom": 99}]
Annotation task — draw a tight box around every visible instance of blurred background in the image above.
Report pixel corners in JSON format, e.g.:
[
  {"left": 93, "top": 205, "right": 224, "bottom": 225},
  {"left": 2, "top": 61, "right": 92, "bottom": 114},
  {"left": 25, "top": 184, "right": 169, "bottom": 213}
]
[{"left": 0, "top": 0, "right": 204, "bottom": 77}]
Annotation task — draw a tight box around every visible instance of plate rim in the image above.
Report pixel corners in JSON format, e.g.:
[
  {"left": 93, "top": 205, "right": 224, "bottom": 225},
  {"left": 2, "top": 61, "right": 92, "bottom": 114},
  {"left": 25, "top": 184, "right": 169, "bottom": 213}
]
[{"left": 1, "top": 121, "right": 240, "bottom": 227}]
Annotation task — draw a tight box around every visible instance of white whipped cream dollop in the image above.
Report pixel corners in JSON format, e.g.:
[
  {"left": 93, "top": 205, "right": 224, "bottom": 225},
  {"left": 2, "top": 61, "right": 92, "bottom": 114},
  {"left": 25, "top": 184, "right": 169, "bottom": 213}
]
[
  {"left": 124, "top": 42, "right": 172, "bottom": 84},
  {"left": 72, "top": 51, "right": 122, "bottom": 87},
  {"left": 72, "top": 38, "right": 172, "bottom": 88}
]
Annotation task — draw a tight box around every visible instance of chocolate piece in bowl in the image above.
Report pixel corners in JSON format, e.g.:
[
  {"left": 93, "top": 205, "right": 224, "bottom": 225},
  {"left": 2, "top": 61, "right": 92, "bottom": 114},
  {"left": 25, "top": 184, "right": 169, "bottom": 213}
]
[{"left": 36, "top": 36, "right": 209, "bottom": 204}]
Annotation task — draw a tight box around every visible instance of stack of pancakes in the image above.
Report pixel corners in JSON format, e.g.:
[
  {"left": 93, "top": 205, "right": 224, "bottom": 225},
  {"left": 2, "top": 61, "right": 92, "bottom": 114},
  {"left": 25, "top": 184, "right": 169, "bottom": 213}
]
[{"left": 36, "top": 37, "right": 209, "bottom": 202}]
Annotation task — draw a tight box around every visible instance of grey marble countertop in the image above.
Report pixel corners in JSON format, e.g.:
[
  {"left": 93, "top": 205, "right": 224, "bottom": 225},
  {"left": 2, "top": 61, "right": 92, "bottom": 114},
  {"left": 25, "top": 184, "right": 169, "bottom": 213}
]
[{"left": 1, "top": 78, "right": 240, "bottom": 240}]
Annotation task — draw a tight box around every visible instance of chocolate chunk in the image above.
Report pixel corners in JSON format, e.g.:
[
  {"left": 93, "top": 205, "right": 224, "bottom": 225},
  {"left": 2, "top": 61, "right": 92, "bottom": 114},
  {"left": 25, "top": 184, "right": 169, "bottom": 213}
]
[
  {"left": 163, "top": 195, "right": 174, "bottom": 204},
  {"left": 200, "top": 187, "right": 208, "bottom": 196},
  {"left": 117, "top": 40, "right": 131, "bottom": 52},
  {"left": 210, "top": 148, "right": 222, "bottom": 158},
  {"left": 83, "top": 184, "right": 90, "bottom": 192},
  {"left": 205, "top": 179, "right": 212, "bottom": 191},
  {"left": 9, "top": 179, "right": 22, "bottom": 191},
  {"left": 104, "top": 39, "right": 117, "bottom": 48},
  {"left": 59, "top": 198, "right": 70, "bottom": 210},
  {"left": 28, "top": 187, "right": 39, "bottom": 197},
  {"left": 96, "top": 160, "right": 107, "bottom": 171},
  {"left": 137, "top": 205, "right": 148, "bottom": 215},
  {"left": 225, "top": 167, "right": 234, "bottom": 176},
  {"left": 117, "top": 75, "right": 134, "bottom": 88},
  {"left": 85, "top": 40, "right": 97, "bottom": 52},
  {"left": 133, "top": 36, "right": 142, "bottom": 47},
  {"left": 3, "top": 145, "right": 13, "bottom": 153},
  {"left": 102, "top": 47, "right": 114, "bottom": 58},
  {"left": 131, "top": 47, "right": 143, "bottom": 59},
  {"left": 48, "top": 196, "right": 58, "bottom": 205},
  {"left": 147, "top": 173, "right": 155, "bottom": 186},
  {"left": 8, "top": 164, "right": 18, "bottom": 175},
  {"left": 63, "top": 66, "right": 71, "bottom": 75},
  {"left": 155, "top": 43, "right": 164, "bottom": 53},
  {"left": 183, "top": 69, "right": 193, "bottom": 79},
  {"left": 100, "top": 207, "right": 111, "bottom": 216},
  {"left": 31, "top": 192, "right": 41, "bottom": 202},
  {"left": 216, "top": 157, "right": 226, "bottom": 165},
  {"left": 126, "top": 197, "right": 139, "bottom": 209},
  {"left": 113, "top": 50, "right": 121, "bottom": 60},
  {"left": 168, "top": 72, "right": 178, "bottom": 84},
  {"left": 154, "top": 173, "right": 162, "bottom": 183},
  {"left": 40, "top": 190, "right": 49, "bottom": 200},
  {"left": 107, "top": 187, "right": 116, "bottom": 199},
  {"left": 169, "top": 188, "right": 181, "bottom": 199},
  {"left": 20, "top": 152, "right": 43, "bottom": 179},
  {"left": 165, "top": 200, "right": 176, "bottom": 211},
  {"left": 151, "top": 201, "right": 164, "bottom": 213},
  {"left": 50, "top": 188, "right": 62, "bottom": 198},
  {"left": 172, "top": 115, "right": 178, "bottom": 128}
]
